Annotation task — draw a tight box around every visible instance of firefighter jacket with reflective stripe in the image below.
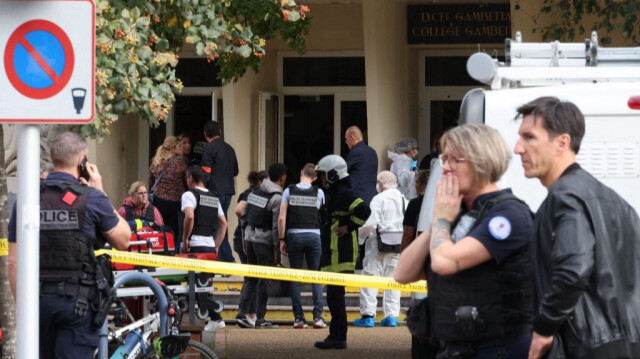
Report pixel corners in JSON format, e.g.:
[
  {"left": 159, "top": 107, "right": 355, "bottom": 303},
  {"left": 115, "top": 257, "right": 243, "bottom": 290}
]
[{"left": 320, "top": 178, "right": 371, "bottom": 273}]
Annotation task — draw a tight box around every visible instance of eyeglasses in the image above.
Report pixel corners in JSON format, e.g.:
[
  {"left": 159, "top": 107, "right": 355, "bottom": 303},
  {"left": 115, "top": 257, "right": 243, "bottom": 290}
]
[
  {"left": 439, "top": 154, "right": 466, "bottom": 168},
  {"left": 136, "top": 191, "right": 148, "bottom": 196}
]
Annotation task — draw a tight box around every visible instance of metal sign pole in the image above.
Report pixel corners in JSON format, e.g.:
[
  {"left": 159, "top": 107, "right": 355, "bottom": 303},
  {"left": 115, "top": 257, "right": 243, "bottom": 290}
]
[{"left": 16, "top": 124, "right": 40, "bottom": 358}]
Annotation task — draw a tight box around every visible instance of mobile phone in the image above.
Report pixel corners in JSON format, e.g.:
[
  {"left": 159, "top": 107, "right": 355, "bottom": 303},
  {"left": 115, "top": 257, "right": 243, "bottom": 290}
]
[{"left": 79, "top": 155, "right": 90, "bottom": 181}]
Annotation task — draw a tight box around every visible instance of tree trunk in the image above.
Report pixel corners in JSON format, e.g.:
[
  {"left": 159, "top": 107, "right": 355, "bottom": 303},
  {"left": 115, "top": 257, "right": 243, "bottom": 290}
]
[{"left": 0, "top": 124, "right": 17, "bottom": 358}]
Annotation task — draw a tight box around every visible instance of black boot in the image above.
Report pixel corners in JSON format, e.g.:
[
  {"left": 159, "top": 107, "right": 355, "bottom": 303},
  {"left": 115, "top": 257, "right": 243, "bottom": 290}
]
[{"left": 314, "top": 337, "right": 347, "bottom": 350}]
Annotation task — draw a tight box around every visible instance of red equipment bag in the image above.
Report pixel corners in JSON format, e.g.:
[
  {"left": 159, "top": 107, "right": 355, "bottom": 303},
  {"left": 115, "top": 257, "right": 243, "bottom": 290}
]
[
  {"left": 129, "top": 226, "right": 176, "bottom": 255},
  {"left": 112, "top": 226, "right": 175, "bottom": 271}
]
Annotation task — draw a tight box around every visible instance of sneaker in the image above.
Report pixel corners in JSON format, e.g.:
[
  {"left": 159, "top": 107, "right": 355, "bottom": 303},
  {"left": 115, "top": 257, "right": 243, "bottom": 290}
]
[
  {"left": 204, "top": 319, "right": 225, "bottom": 333},
  {"left": 255, "top": 319, "right": 278, "bottom": 328},
  {"left": 380, "top": 316, "right": 398, "bottom": 327},
  {"left": 293, "top": 319, "right": 308, "bottom": 329},
  {"left": 353, "top": 317, "right": 375, "bottom": 327},
  {"left": 237, "top": 317, "right": 255, "bottom": 328},
  {"left": 313, "top": 318, "right": 327, "bottom": 328},
  {"left": 314, "top": 337, "right": 347, "bottom": 350},
  {"left": 247, "top": 315, "right": 257, "bottom": 326}
]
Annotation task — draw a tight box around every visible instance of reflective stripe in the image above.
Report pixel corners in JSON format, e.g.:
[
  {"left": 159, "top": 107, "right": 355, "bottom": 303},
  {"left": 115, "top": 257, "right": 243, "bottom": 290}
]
[
  {"left": 350, "top": 215, "right": 365, "bottom": 226},
  {"left": 348, "top": 198, "right": 364, "bottom": 211},
  {"left": 134, "top": 218, "right": 143, "bottom": 230},
  {"left": 201, "top": 166, "right": 212, "bottom": 174}
]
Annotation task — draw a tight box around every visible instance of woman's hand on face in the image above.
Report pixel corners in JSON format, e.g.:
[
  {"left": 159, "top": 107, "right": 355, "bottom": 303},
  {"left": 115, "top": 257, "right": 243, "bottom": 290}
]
[{"left": 433, "top": 173, "right": 463, "bottom": 222}]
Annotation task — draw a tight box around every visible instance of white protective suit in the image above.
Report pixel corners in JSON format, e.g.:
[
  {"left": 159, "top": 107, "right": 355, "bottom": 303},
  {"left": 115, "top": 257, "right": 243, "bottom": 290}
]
[
  {"left": 357, "top": 187, "right": 407, "bottom": 318},
  {"left": 388, "top": 151, "right": 418, "bottom": 200}
]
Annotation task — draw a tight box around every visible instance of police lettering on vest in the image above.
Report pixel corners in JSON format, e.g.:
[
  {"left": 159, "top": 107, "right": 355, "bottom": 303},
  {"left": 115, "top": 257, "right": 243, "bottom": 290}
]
[
  {"left": 40, "top": 209, "right": 79, "bottom": 230},
  {"left": 246, "top": 189, "right": 275, "bottom": 229},
  {"left": 190, "top": 188, "right": 219, "bottom": 237},
  {"left": 287, "top": 185, "right": 320, "bottom": 230}
]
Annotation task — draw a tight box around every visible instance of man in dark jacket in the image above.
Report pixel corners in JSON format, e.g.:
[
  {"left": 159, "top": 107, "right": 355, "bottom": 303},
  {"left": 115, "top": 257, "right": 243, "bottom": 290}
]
[
  {"left": 201, "top": 121, "right": 238, "bottom": 262},
  {"left": 514, "top": 97, "right": 640, "bottom": 359},
  {"left": 344, "top": 126, "right": 377, "bottom": 206},
  {"left": 314, "top": 155, "right": 371, "bottom": 350}
]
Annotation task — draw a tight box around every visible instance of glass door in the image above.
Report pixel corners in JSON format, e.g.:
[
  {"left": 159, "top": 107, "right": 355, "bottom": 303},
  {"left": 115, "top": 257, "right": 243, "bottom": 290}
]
[
  {"left": 335, "top": 93, "right": 367, "bottom": 158},
  {"left": 259, "top": 92, "right": 282, "bottom": 171}
]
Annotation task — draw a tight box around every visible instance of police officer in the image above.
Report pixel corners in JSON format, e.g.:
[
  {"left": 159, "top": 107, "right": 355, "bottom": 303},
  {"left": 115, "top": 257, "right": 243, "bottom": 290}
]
[
  {"left": 313, "top": 155, "right": 371, "bottom": 350},
  {"left": 277, "top": 163, "right": 327, "bottom": 329},
  {"left": 181, "top": 165, "right": 228, "bottom": 332},
  {"left": 8, "top": 132, "right": 130, "bottom": 358},
  {"left": 238, "top": 162, "right": 287, "bottom": 329},
  {"left": 395, "top": 124, "right": 534, "bottom": 358}
]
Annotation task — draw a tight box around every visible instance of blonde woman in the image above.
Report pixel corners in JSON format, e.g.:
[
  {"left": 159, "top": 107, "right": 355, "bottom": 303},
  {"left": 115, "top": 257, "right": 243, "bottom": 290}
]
[{"left": 148, "top": 136, "right": 188, "bottom": 239}]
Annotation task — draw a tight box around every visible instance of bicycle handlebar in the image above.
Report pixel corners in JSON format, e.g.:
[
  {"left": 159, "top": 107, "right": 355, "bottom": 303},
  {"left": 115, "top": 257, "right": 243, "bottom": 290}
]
[{"left": 97, "top": 271, "right": 170, "bottom": 359}]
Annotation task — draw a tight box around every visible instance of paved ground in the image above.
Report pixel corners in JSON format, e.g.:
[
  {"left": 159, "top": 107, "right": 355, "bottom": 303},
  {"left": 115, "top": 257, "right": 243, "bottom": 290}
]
[{"left": 212, "top": 326, "right": 412, "bottom": 358}]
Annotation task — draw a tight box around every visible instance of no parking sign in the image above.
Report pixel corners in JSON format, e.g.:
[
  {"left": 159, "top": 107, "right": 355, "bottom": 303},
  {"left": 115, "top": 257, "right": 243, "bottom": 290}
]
[{"left": 0, "top": 0, "right": 94, "bottom": 123}]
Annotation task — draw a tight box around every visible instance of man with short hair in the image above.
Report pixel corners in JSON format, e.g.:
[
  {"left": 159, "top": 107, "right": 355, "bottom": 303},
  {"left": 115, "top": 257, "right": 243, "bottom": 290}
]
[
  {"left": 8, "top": 132, "right": 131, "bottom": 358},
  {"left": 181, "top": 165, "right": 228, "bottom": 332},
  {"left": 344, "top": 126, "right": 378, "bottom": 206},
  {"left": 201, "top": 121, "right": 238, "bottom": 262},
  {"left": 238, "top": 162, "right": 287, "bottom": 328},
  {"left": 514, "top": 97, "right": 640, "bottom": 359},
  {"left": 278, "top": 163, "right": 327, "bottom": 329}
]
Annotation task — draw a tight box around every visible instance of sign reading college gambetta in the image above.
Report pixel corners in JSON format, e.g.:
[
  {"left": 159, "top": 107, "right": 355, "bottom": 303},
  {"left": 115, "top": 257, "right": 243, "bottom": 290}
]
[{"left": 407, "top": 4, "right": 511, "bottom": 44}]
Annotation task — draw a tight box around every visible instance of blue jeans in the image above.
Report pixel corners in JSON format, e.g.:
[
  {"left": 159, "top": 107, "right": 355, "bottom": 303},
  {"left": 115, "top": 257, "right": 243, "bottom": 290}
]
[
  {"left": 213, "top": 194, "right": 235, "bottom": 262},
  {"left": 287, "top": 232, "right": 323, "bottom": 320}
]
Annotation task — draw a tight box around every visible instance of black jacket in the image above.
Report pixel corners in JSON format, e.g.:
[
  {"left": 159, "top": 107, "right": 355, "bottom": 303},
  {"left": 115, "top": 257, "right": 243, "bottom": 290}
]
[
  {"left": 201, "top": 137, "right": 239, "bottom": 195},
  {"left": 532, "top": 164, "right": 640, "bottom": 358}
]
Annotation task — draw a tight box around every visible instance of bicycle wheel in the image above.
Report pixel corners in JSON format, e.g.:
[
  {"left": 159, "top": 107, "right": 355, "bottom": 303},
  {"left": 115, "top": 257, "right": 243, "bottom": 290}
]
[{"left": 180, "top": 340, "right": 218, "bottom": 359}]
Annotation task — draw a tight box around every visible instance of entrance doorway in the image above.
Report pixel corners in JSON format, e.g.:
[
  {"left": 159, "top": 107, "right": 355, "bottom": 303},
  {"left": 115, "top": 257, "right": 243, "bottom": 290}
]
[{"left": 280, "top": 94, "right": 367, "bottom": 185}]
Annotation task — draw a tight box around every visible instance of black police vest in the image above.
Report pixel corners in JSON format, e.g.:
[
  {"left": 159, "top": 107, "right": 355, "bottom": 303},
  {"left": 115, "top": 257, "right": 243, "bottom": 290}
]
[
  {"left": 428, "top": 192, "right": 533, "bottom": 346},
  {"left": 123, "top": 203, "right": 155, "bottom": 223},
  {"left": 190, "top": 188, "right": 219, "bottom": 236},
  {"left": 246, "top": 189, "right": 275, "bottom": 230},
  {"left": 39, "top": 182, "right": 99, "bottom": 295},
  {"left": 287, "top": 185, "right": 320, "bottom": 230}
]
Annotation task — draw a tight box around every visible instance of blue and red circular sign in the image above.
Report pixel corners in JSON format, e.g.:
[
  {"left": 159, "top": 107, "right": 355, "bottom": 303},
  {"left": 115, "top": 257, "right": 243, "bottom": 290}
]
[{"left": 4, "top": 19, "right": 75, "bottom": 99}]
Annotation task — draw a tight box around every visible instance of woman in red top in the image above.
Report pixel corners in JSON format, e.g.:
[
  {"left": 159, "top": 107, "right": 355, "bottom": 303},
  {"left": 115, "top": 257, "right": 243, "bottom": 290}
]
[{"left": 148, "top": 136, "right": 188, "bottom": 238}]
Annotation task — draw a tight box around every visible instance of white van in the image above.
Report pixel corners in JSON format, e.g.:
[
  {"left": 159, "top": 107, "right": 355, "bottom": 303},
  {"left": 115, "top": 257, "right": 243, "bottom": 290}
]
[{"left": 418, "top": 33, "right": 640, "bottom": 231}]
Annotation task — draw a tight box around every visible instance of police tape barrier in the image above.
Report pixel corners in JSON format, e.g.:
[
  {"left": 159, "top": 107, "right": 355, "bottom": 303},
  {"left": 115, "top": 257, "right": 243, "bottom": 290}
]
[
  {"left": 95, "top": 249, "right": 427, "bottom": 293},
  {"left": 0, "top": 238, "right": 8, "bottom": 256}
]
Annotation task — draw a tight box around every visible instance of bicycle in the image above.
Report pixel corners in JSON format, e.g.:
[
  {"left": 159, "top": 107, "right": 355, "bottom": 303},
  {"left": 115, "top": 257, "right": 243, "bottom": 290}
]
[{"left": 97, "top": 271, "right": 218, "bottom": 359}]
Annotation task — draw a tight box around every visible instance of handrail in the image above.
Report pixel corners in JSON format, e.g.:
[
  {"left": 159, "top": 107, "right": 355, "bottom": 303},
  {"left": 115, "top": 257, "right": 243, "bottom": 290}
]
[{"left": 97, "top": 271, "right": 170, "bottom": 359}]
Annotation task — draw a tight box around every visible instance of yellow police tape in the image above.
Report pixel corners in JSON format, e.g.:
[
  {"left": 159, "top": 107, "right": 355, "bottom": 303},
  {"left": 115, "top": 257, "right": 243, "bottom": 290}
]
[
  {"left": 95, "top": 249, "right": 427, "bottom": 293},
  {"left": 0, "top": 238, "right": 8, "bottom": 257}
]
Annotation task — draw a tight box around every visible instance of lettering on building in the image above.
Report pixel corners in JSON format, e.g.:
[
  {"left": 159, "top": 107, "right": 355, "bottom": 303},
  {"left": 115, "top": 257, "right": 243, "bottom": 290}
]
[{"left": 408, "top": 4, "right": 511, "bottom": 44}]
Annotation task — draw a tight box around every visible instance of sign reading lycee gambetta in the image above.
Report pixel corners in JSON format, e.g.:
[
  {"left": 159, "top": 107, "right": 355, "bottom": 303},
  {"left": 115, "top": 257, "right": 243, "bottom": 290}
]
[{"left": 407, "top": 4, "right": 511, "bottom": 44}]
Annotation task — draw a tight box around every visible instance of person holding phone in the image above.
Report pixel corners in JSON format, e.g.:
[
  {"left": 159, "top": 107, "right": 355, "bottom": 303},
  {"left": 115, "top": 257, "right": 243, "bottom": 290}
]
[{"left": 8, "top": 132, "right": 130, "bottom": 358}]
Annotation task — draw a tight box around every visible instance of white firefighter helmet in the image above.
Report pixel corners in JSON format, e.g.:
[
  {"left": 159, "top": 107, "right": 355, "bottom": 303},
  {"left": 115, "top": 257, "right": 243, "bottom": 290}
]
[{"left": 315, "top": 154, "right": 349, "bottom": 184}]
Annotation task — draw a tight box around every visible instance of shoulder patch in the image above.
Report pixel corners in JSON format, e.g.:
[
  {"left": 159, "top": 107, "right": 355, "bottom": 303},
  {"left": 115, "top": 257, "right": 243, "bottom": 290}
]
[{"left": 488, "top": 215, "right": 511, "bottom": 240}]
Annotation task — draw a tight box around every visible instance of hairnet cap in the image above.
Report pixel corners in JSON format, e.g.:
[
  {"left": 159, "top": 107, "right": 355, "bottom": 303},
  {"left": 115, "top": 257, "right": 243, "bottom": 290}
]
[{"left": 394, "top": 137, "right": 418, "bottom": 153}]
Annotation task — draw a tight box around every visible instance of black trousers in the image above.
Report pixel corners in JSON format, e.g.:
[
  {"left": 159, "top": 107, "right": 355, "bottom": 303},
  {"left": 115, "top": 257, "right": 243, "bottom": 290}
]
[
  {"left": 243, "top": 241, "right": 274, "bottom": 320},
  {"left": 327, "top": 284, "right": 347, "bottom": 341}
]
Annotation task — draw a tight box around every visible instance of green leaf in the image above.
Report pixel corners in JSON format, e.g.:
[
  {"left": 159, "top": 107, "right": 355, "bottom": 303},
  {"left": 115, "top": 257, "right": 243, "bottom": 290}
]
[
  {"left": 121, "top": 9, "right": 130, "bottom": 19},
  {"left": 185, "top": 34, "right": 201, "bottom": 43},
  {"left": 137, "top": 16, "right": 150, "bottom": 27},
  {"left": 196, "top": 42, "right": 205, "bottom": 55},
  {"left": 137, "top": 45, "right": 153, "bottom": 59},
  {"left": 235, "top": 44, "right": 252, "bottom": 57},
  {"left": 288, "top": 11, "right": 300, "bottom": 22}
]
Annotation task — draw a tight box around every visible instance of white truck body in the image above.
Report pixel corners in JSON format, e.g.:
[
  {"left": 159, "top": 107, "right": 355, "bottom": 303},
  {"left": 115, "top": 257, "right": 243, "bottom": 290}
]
[{"left": 417, "top": 33, "right": 640, "bottom": 232}]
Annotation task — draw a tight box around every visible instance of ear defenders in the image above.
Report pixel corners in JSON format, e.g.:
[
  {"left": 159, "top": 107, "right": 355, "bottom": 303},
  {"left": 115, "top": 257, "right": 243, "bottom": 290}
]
[{"left": 327, "top": 169, "right": 339, "bottom": 183}]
